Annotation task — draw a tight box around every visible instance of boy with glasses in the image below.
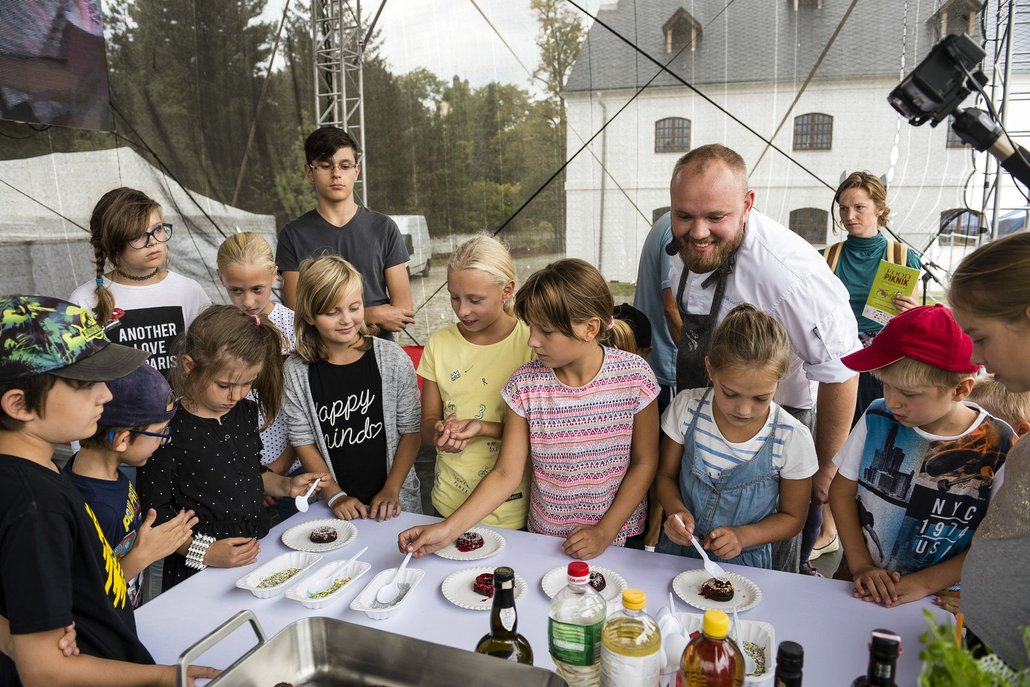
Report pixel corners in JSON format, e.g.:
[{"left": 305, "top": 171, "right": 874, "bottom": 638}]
[
  {"left": 275, "top": 126, "right": 415, "bottom": 338},
  {"left": 65, "top": 362, "right": 198, "bottom": 612}
]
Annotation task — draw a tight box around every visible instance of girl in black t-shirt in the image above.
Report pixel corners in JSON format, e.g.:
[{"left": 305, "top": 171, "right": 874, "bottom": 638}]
[
  {"left": 283, "top": 256, "right": 422, "bottom": 522},
  {"left": 138, "top": 305, "right": 327, "bottom": 590}
]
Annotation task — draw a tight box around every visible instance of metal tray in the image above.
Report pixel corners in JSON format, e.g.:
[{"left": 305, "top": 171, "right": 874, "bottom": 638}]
[{"left": 179, "top": 611, "right": 567, "bottom": 687}]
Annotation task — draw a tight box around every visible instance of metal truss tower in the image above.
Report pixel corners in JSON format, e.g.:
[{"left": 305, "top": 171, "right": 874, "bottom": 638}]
[{"left": 312, "top": 0, "right": 367, "bottom": 206}]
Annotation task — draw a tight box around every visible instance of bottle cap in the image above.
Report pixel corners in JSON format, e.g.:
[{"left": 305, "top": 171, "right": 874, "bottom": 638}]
[
  {"left": 777, "top": 640, "right": 804, "bottom": 674},
  {"left": 621, "top": 589, "right": 646, "bottom": 610},
  {"left": 702, "top": 609, "right": 730, "bottom": 638},
  {"left": 493, "top": 566, "right": 515, "bottom": 588},
  {"left": 567, "top": 561, "right": 589, "bottom": 584}
]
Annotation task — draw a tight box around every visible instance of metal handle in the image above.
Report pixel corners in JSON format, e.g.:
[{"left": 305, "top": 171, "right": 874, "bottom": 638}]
[{"left": 177, "top": 609, "right": 266, "bottom": 686}]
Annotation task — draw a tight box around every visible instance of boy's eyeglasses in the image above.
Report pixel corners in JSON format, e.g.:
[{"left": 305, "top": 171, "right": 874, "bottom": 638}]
[
  {"left": 128, "top": 223, "right": 173, "bottom": 249},
  {"left": 309, "top": 161, "right": 357, "bottom": 174},
  {"left": 127, "top": 427, "right": 174, "bottom": 446}
]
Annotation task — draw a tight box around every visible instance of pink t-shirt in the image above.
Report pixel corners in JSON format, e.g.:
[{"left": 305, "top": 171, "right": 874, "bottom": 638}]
[{"left": 501, "top": 346, "right": 658, "bottom": 544}]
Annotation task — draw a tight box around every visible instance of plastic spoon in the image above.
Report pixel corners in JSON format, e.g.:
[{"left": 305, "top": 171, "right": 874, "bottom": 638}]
[
  {"left": 310, "top": 545, "right": 369, "bottom": 591},
  {"left": 375, "top": 550, "right": 413, "bottom": 604},
  {"left": 675, "top": 514, "right": 730, "bottom": 581},
  {"left": 732, "top": 606, "right": 758, "bottom": 675},
  {"left": 294, "top": 478, "right": 320, "bottom": 513}
]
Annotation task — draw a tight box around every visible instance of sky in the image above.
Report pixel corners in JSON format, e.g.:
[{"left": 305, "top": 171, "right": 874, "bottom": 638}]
[{"left": 261, "top": 0, "right": 601, "bottom": 97}]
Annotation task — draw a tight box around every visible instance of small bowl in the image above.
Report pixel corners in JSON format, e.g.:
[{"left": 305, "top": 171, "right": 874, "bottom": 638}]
[
  {"left": 284, "top": 559, "right": 371, "bottom": 609},
  {"left": 234, "top": 551, "right": 321, "bottom": 599},
  {"left": 350, "top": 567, "right": 425, "bottom": 620},
  {"left": 677, "top": 612, "right": 776, "bottom": 682}
]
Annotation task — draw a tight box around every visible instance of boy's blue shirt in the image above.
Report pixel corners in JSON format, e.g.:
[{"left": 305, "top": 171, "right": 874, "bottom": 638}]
[{"left": 842, "top": 399, "right": 1014, "bottom": 574}]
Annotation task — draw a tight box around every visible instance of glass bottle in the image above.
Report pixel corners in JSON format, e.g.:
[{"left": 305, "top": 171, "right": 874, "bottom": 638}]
[
  {"left": 474, "top": 566, "right": 533, "bottom": 665},
  {"left": 600, "top": 589, "right": 662, "bottom": 686},
  {"left": 851, "top": 629, "right": 901, "bottom": 687},
  {"left": 681, "top": 609, "right": 744, "bottom": 686},
  {"left": 774, "top": 640, "right": 804, "bottom": 687},
  {"left": 549, "top": 561, "right": 607, "bottom": 686}
]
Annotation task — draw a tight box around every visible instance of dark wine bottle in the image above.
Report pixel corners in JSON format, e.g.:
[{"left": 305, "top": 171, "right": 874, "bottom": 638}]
[
  {"left": 474, "top": 567, "right": 534, "bottom": 665},
  {"left": 774, "top": 640, "right": 804, "bottom": 686},
  {"left": 851, "top": 629, "right": 901, "bottom": 687}
]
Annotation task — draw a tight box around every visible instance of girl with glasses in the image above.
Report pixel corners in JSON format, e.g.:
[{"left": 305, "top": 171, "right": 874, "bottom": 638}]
[{"left": 68, "top": 187, "right": 210, "bottom": 375}]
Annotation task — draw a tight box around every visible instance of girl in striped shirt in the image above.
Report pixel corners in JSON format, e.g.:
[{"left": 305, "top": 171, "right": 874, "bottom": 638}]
[
  {"left": 399, "top": 259, "right": 659, "bottom": 560},
  {"left": 655, "top": 304, "right": 818, "bottom": 570}
]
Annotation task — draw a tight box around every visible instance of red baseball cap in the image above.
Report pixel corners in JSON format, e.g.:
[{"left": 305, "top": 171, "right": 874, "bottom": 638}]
[{"left": 842, "top": 304, "right": 979, "bottom": 374}]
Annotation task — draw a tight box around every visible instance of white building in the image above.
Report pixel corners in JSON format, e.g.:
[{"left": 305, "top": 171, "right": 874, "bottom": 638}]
[{"left": 563, "top": 0, "right": 1028, "bottom": 283}]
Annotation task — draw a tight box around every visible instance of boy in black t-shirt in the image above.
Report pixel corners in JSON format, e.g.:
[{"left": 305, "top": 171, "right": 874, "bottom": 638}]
[
  {"left": 0, "top": 295, "right": 218, "bottom": 686},
  {"left": 275, "top": 126, "right": 415, "bottom": 337},
  {"left": 65, "top": 363, "right": 198, "bottom": 613}
]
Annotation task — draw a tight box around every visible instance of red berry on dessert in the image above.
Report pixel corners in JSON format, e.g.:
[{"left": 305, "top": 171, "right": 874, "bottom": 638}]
[
  {"left": 455, "top": 531, "right": 485, "bottom": 553},
  {"left": 473, "top": 573, "right": 494, "bottom": 597}
]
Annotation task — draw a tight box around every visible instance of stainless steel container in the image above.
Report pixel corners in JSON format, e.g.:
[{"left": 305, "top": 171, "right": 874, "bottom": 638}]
[{"left": 179, "top": 611, "right": 567, "bottom": 687}]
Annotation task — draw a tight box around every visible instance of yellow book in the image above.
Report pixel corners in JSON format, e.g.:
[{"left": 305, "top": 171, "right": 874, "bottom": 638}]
[{"left": 862, "top": 260, "right": 921, "bottom": 326}]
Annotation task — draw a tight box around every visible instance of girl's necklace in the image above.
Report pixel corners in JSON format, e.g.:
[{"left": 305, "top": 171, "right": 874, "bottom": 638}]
[{"left": 115, "top": 266, "right": 164, "bottom": 282}]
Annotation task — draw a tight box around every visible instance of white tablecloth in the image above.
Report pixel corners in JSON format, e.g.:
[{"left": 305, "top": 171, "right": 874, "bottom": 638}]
[{"left": 136, "top": 511, "right": 946, "bottom": 685}]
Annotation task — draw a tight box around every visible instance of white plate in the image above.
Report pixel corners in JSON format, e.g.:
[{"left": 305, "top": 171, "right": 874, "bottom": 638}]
[
  {"left": 281, "top": 518, "right": 357, "bottom": 553},
  {"left": 672, "top": 569, "right": 763, "bottom": 613},
  {"left": 433, "top": 527, "right": 506, "bottom": 561},
  {"left": 284, "top": 559, "right": 371, "bottom": 610},
  {"left": 441, "top": 567, "right": 528, "bottom": 611},
  {"left": 677, "top": 612, "right": 776, "bottom": 682},
  {"left": 234, "top": 551, "right": 321, "bottom": 598},
  {"left": 540, "top": 565, "right": 628, "bottom": 605}
]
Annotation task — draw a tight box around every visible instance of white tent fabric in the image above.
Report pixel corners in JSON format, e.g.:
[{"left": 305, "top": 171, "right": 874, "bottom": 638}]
[{"left": 0, "top": 146, "right": 276, "bottom": 303}]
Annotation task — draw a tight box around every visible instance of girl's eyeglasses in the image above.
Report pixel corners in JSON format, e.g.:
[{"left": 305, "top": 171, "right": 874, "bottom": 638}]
[{"left": 128, "top": 223, "right": 174, "bottom": 249}]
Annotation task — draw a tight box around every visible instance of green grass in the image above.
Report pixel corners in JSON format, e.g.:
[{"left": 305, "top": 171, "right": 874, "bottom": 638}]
[{"left": 610, "top": 281, "right": 637, "bottom": 302}]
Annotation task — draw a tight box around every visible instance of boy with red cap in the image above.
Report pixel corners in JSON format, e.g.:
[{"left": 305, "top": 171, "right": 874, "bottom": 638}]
[{"left": 828, "top": 304, "right": 1015, "bottom": 608}]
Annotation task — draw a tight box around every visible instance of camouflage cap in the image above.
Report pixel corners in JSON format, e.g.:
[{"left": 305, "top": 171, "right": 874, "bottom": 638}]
[{"left": 0, "top": 295, "right": 149, "bottom": 383}]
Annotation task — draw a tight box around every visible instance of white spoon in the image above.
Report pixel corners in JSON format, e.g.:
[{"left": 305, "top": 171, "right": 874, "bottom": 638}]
[
  {"left": 375, "top": 550, "right": 413, "bottom": 604},
  {"left": 732, "top": 606, "right": 758, "bottom": 675},
  {"left": 311, "top": 545, "right": 369, "bottom": 589},
  {"left": 675, "top": 514, "right": 730, "bottom": 581},
  {"left": 294, "top": 478, "right": 320, "bottom": 513}
]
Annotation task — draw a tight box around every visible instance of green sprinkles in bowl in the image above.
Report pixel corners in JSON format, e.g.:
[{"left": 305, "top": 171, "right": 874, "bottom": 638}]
[
  {"left": 309, "top": 576, "right": 352, "bottom": 599},
  {"left": 743, "top": 641, "right": 766, "bottom": 676},
  {"left": 257, "top": 568, "right": 301, "bottom": 589}
]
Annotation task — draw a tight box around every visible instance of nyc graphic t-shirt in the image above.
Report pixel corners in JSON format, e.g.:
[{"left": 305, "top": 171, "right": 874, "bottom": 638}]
[
  {"left": 835, "top": 400, "right": 1014, "bottom": 574},
  {"left": 69, "top": 270, "right": 210, "bottom": 373},
  {"left": 309, "top": 353, "right": 388, "bottom": 503}
]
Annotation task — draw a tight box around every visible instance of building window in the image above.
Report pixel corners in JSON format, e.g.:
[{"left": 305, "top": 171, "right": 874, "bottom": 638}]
[
  {"left": 939, "top": 209, "right": 985, "bottom": 246},
  {"left": 663, "top": 8, "right": 702, "bottom": 53},
  {"left": 790, "top": 0, "right": 824, "bottom": 9},
  {"left": 655, "top": 117, "right": 691, "bottom": 153},
  {"left": 793, "top": 113, "right": 833, "bottom": 150},
  {"left": 931, "top": 0, "right": 981, "bottom": 40},
  {"left": 946, "top": 126, "right": 966, "bottom": 148},
  {"left": 789, "top": 208, "right": 828, "bottom": 245}
]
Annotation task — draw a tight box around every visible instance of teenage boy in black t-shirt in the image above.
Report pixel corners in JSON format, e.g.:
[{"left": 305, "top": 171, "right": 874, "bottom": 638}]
[{"left": 0, "top": 295, "right": 218, "bottom": 687}]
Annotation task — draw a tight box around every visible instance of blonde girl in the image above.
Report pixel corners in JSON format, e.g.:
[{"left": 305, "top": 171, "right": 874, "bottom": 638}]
[
  {"left": 948, "top": 232, "right": 1030, "bottom": 669},
  {"left": 284, "top": 256, "right": 421, "bottom": 521},
  {"left": 656, "top": 304, "right": 817, "bottom": 570},
  {"left": 138, "top": 305, "right": 326, "bottom": 590},
  {"left": 69, "top": 187, "right": 209, "bottom": 374},
  {"left": 418, "top": 235, "right": 534, "bottom": 528},
  {"left": 216, "top": 232, "right": 299, "bottom": 478},
  {"left": 399, "top": 258, "right": 659, "bottom": 560}
]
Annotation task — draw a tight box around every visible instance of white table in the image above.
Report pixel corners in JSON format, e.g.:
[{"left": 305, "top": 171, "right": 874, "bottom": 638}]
[{"left": 137, "top": 511, "right": 946, "bottom": 684}]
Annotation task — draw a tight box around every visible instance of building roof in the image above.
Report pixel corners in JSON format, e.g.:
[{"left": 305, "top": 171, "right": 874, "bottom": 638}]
[{"left": 565, "top": 0, "right": 999, "bottom": 93}]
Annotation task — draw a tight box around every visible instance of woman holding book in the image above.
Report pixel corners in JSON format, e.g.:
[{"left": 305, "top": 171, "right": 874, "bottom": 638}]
[{"left": 811, "top": 172, "right": 923, "bottom": 563}]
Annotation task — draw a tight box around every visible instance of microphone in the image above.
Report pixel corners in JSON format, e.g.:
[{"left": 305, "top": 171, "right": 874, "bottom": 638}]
[{"left": 665, "top": 240, "right": 679, "bottom": 256}]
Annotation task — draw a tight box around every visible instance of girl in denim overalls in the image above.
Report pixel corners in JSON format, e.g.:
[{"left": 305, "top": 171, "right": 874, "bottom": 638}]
[{"left": 654, "top": 304, "right": 818, "bottom": 570}]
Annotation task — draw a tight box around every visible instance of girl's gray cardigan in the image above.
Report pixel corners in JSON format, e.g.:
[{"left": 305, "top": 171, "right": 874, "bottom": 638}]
[{"left": 283, "top": 337, "right": 422, "bottom": 513}]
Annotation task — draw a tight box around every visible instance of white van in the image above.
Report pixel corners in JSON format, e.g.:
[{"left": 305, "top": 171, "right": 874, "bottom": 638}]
[{"left": 391, "top": 215, "right": 431, "bottom": 277}]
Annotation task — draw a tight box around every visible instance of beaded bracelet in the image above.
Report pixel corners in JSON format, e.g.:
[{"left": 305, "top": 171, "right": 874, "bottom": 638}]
[
  {"left": 326, "top": 490, "right": 347, "bottom": 508},
  {"left": 184, "top": 533, "right": 215, "bottom": 570}
]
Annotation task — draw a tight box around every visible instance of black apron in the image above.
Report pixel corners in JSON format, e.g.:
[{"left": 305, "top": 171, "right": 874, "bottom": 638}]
[{"left": 674, "top": 254, "right": 736, "bottom": 392}]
